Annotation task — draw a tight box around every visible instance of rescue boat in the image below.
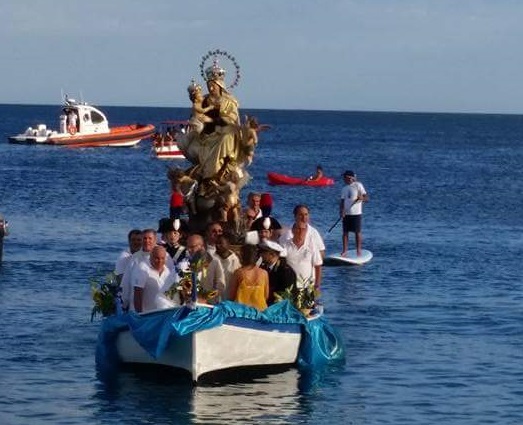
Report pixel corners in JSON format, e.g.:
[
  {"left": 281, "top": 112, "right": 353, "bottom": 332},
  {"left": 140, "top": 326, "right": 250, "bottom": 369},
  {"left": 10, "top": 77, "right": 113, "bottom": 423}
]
[{"left": 8, "top": 96, "right": 155, "bottom": 148}]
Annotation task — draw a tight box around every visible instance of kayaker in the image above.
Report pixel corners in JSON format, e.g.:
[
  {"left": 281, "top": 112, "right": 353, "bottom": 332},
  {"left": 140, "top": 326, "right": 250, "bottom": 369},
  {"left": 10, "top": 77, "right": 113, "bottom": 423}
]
[{"left": 307, "top": 165, "right": 324, "bottom": 181}]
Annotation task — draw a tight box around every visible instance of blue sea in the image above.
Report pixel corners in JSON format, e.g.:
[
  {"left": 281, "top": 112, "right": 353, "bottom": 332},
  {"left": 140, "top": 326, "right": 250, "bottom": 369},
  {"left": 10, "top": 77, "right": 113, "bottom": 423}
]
[{"left": 0, "top": 104, "right": 522, "bottom": 424}]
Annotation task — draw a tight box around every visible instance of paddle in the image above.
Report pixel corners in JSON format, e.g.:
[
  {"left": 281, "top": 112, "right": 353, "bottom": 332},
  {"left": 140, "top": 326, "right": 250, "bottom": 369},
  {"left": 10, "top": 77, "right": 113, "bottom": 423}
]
[
  {"left": 326, "top": 197, "right": 362, "bottom": 234},
  {"left": 327, "top": 217, "right": 341, "bottom": 233}
]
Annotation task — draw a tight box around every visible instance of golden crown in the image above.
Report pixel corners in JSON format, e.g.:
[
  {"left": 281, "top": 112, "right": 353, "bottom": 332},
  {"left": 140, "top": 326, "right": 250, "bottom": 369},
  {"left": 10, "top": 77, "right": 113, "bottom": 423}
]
[
  {"left": 204, "top": 59, "right": 226, "bottom": 82},
  {"left": 187, "top": 79, "right": 202, "bottom": 95}
]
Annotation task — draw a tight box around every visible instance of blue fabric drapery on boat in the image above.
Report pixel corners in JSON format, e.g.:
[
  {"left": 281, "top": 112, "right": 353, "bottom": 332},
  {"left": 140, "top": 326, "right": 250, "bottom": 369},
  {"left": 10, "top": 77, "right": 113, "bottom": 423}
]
[{"left": 96, "top": 300, "right": 345, "bottom": 370}]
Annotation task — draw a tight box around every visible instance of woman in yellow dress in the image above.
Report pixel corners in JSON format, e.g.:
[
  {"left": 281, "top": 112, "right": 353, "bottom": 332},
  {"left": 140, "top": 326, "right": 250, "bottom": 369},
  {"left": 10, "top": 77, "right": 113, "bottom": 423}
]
[{"left": 229, "top": 244, "right": 269, "bottom": 311}]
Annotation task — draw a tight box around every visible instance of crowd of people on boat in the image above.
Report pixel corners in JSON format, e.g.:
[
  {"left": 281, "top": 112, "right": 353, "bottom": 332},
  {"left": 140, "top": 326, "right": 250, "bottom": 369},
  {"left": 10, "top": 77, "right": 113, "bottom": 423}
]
[
  {"left": 113, "top": 192, "right": 326, "bottom": 315},
  {"left": 113, "top": 164, "right": 371, "bottom": 316},
  {"left": 110, "top": 54, "right": 369, "bottom": 316},
  {"left": 152, "top": 124, "right": 187, "bottom": 149}
]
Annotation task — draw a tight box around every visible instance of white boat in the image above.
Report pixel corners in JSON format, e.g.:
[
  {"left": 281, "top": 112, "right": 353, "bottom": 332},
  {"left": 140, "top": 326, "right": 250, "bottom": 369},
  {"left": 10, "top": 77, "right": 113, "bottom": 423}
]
[
  {"left": 151, "top": 121, "right": 188, "bottom": 160},
  {"left": 95, "top": 51, "right": 344, "bottom": 384},
  {"left": 8, "top": 95, "right": 155, "bottom": 148},
  {"left": 98, "top": 300, "right": 341, "bottom": 383},
  {"left": 153, "top": 144, "right": 186, "bottom": 160}
]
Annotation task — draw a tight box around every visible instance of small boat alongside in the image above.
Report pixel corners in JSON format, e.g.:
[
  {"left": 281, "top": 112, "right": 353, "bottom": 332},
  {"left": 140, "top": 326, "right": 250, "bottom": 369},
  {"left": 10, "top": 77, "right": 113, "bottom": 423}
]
[
  {"left": 97, "top": 300, "right": 343, "bottom": 383},
  {"left": 151, "top": 121, "right": 188, "bottom": 160},
  {"left": 267, "top": 172, "right": 335, "bottom": 186},
  {"left": 154, "top": 144, "right": 186, "bottom": 160},
  {"left": 8, "top": 96, "right": 155, "bottom": 148}
]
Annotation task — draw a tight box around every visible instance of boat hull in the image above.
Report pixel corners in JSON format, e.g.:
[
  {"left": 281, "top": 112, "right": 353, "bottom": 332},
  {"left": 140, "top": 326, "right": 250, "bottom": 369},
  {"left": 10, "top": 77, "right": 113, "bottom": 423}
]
[
  {"left": 153, "top": 144, "right": 186, "bottom": 160},
  {"left": 115, "top": 313, "right": 302, "bottom": 382},
  {"left": 267, "top": 172, "right": 335, "bottom": 186},
  {"left": 49, "top": 124, "right": 155, "bottom": 147},
  {"left": 9, "top": 124, "right": 155, "bottom": 148},
  {"left": 8, "top": 135, "right": 50, "bottom": 144}
]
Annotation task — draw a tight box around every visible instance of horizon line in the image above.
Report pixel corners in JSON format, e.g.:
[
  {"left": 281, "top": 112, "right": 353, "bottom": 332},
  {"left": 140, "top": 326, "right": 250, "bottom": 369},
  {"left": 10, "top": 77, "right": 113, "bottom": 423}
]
[{"left": 0, "top": 102, "right": 522, "bottom": 117}]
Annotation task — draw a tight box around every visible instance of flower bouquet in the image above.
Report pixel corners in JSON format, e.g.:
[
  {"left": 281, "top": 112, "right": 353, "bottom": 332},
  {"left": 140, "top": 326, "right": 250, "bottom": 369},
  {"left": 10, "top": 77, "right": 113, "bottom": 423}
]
[
  {"left": 165, "top": 253, "right": 218, "bottom": 304},
  {"left": 90, "top": 271, "right": 120, "bottom": 321},
  {"left": 274, "top": 276, "right": 320, "bottom": 316}
]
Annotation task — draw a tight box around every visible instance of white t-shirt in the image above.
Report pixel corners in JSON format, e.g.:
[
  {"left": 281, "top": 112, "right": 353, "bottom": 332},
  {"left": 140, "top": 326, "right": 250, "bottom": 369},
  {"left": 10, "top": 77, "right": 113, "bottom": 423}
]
[
  {"left": 133, "top": 264, "right": 180, "bottom": 313},
  {"left": 280, "top": 224, "right": 325, "bottom": 253},
  {"left": 217, "top": 252, "right": 242, "bottom": 300},
  {"left": 341, "top": 181, "right": 367, "bottom": 216},
  {"left": 307, "top": 224, "right": 326, "bottom": 252},
  {"left": 114, "top": 249, "right": 132, "bottom": 276},
  {"left": 282, "top": 239, "right": 323, "bottom": 284},
  {"left": 120, "top": 250, "right": 175, "bottom": 310},
  {"left": 206, "top": 244, "right": 217, "bottom": 257},
  {"left": 121, "top": 250, "right": 150, "bottom": 310}
]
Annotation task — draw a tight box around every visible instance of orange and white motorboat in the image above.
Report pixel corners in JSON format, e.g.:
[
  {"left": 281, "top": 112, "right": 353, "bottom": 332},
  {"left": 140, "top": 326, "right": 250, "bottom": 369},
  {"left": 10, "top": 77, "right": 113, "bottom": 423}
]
[{"left": 8, "top": 96, "right": 155, "bottom": 148}]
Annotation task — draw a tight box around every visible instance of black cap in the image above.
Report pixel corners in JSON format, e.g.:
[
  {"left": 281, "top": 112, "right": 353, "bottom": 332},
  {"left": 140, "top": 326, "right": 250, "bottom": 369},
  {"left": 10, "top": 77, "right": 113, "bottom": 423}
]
[{"left": 342, "top": 170, "right": 355, "bottom": 177}]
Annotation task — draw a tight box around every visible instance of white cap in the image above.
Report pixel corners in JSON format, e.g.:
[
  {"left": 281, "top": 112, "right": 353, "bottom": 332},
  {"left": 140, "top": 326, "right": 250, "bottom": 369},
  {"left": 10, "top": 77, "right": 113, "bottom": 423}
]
[
  {"left": 258, "top": 240, "right": 284, "bottom": 254},
  {"left": 244, "top": 230, "right": 260, "bottom": 245}
]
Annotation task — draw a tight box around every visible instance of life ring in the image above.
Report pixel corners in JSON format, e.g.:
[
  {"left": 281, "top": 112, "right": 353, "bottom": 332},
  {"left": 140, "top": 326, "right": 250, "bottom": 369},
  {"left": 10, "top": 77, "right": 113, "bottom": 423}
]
[{"left": 68, "top": 126, "right": 77, "bottom": 135}]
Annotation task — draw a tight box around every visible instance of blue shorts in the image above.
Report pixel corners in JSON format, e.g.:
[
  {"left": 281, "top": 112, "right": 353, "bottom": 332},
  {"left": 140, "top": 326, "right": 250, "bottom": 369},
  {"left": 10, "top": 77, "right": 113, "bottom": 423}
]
[{"left": 343, "top": 215, "right": 362, "bottom": 233}]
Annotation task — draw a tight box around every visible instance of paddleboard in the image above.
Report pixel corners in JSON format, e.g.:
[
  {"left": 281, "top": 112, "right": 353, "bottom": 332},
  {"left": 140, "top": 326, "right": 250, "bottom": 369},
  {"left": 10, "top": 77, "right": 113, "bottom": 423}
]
[{"left": 324, "top": 249, "right": 373, "bottom": 266}]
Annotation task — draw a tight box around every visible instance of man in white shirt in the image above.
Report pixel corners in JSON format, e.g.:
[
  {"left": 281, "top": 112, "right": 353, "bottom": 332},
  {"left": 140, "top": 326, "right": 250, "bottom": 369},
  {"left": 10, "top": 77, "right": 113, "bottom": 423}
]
[
  {"left": 133, "top": 246, "right": 180, "bottom": 313},
  {"left": 114, "top": 229, "right": 143, "bottom": 283},
  {"left": 121, "top": 228, "right": 174, "bottom": 311},
  {"left": 282, "top": 223, "right": 323, "bottom": 289},
  {"left": 280, "top": 204, "right": 325, "bottom": 258},
  {"left": 340, "top": 170, "right": 369, "bottom": 257},
  {"left": 214, "top": 234, "right": 241, "bottom": 300}
]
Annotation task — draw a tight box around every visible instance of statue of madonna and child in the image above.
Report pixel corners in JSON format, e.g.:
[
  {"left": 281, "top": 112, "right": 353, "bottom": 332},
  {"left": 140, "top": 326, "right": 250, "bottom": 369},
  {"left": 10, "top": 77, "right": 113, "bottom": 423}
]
[{"left": 169, "top": 50, "right": 266, "bottom": 240}]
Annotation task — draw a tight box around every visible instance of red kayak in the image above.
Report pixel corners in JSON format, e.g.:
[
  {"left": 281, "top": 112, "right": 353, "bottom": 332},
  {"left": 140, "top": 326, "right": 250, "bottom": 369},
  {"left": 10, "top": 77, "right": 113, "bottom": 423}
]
[{"left": 267, "top": 172, "right": 335, "bottom": 186}]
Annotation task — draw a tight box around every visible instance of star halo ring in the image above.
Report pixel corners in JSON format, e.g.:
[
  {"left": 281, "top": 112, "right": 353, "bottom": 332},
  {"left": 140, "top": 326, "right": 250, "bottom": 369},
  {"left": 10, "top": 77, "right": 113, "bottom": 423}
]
[{"left": 199, "top": 49, "right": 241, "bottom": 90}]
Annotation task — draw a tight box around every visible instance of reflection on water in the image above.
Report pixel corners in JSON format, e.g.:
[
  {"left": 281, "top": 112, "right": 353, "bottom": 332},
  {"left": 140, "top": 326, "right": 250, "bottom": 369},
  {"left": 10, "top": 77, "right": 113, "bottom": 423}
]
[
  {"left": 192, "top": 369, "right": 301, "bottom": 424},
  {"left": 93, "top": 364, "right": 345, "bottom": 424}
]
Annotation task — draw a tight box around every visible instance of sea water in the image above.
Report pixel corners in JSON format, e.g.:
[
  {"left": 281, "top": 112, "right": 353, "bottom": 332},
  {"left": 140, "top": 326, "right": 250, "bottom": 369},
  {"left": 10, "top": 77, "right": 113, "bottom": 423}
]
[{"left": 0, "top": 105, "right": 522, "bottom": 424}]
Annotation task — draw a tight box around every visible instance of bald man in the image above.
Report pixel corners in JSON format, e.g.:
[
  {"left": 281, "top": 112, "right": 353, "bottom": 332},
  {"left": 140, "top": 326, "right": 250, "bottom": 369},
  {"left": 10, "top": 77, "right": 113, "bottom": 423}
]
[{"left": 133, "top": 245, "right": 180, "bottom": 313}]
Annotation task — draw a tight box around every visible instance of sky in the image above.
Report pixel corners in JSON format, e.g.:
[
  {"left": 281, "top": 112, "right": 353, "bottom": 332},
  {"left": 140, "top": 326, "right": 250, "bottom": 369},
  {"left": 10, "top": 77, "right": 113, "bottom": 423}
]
[{"left": 1, "top": 0, "right": 523, "bottom": 114}]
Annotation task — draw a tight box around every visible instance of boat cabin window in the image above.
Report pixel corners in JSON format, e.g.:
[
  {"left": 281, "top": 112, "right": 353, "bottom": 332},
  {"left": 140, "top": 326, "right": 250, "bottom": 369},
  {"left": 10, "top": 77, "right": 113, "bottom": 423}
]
[{"left": 91, "top": 111, "right": 105, "bottom": 124}]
